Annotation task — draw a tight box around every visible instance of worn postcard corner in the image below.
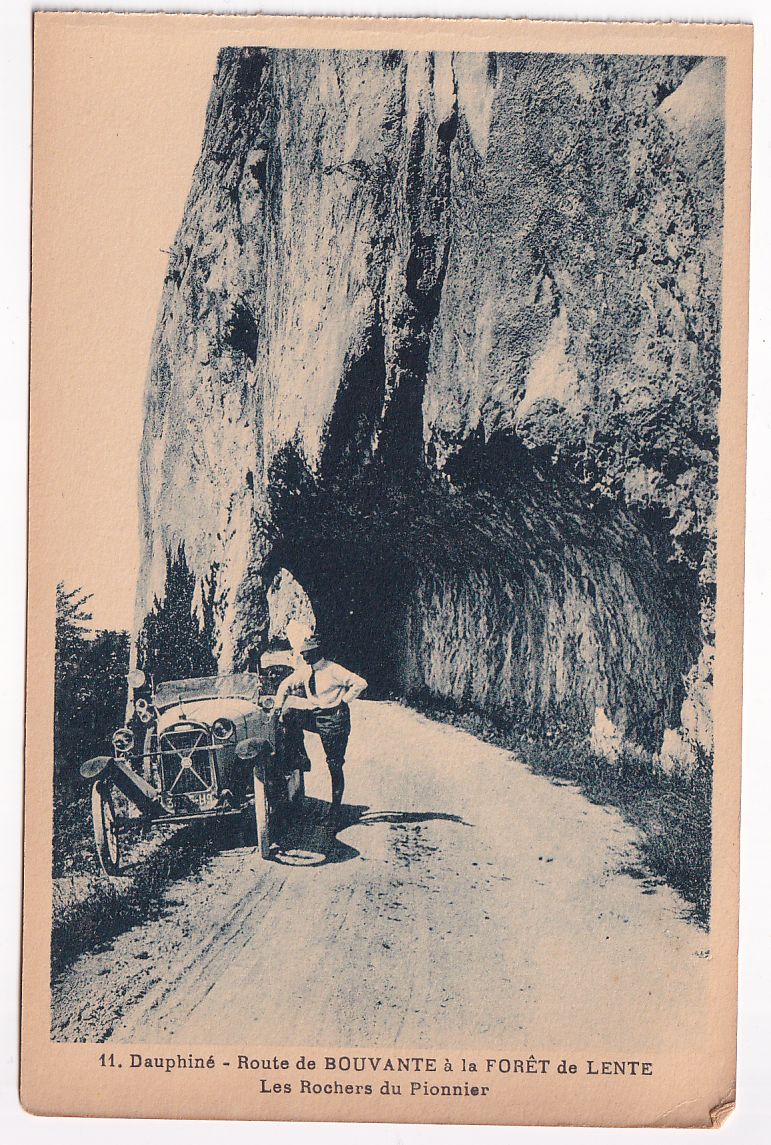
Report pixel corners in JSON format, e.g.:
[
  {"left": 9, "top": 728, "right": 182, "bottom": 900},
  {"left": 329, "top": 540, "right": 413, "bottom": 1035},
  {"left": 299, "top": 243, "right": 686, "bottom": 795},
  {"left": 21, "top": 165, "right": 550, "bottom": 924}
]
[
  {"left": 710, "top": 1093, "right": 737, "bottom": 1129},
  {"left": 22, "top": 11, "right": 751, "bottom": 1129}
]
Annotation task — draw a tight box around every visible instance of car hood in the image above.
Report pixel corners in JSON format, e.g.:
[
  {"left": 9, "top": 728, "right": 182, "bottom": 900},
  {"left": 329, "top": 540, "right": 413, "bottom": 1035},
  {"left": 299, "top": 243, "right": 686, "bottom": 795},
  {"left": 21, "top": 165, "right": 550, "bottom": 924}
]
[{"left": 157, "top": 696, "right": 257, "bottom": 733}]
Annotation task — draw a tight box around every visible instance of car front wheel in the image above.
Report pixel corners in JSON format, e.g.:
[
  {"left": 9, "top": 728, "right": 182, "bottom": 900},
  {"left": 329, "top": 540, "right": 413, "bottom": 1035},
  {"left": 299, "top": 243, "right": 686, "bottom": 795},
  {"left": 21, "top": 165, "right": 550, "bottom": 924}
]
[
  {"left": 91, "top": 778, "right": 121, "bottom": 875},
  {"left": 253, "top": 767, "right": 272, "bottom": 859}
]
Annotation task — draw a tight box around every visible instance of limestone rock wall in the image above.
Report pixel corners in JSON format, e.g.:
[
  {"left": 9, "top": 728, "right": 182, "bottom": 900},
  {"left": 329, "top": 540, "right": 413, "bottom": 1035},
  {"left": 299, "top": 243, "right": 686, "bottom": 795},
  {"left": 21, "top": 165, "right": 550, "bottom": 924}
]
[{"left": 139, "top": 47, "right": 723, "bottom": 764}]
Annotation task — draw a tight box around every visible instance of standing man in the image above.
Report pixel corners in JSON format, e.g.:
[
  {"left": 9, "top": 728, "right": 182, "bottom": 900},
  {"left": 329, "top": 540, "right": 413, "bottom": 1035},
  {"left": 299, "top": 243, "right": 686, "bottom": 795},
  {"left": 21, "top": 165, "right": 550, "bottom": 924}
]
[{"left": 275, "top": 635, "right": 367, "bottom": 826}]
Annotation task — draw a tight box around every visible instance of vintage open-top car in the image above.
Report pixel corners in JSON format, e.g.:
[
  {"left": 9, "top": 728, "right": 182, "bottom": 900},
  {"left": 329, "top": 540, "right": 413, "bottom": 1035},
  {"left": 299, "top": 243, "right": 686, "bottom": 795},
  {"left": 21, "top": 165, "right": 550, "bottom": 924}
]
[{"left": 81, "top": 663, "right": 304, "bottom": 873}]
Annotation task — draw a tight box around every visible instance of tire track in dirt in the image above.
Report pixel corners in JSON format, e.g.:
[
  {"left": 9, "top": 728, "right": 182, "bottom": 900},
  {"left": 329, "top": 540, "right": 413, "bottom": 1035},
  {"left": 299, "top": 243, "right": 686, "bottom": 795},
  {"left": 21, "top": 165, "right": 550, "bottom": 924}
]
[{"left": 114, "top": 860, "right": 289, "bottom": 1040}]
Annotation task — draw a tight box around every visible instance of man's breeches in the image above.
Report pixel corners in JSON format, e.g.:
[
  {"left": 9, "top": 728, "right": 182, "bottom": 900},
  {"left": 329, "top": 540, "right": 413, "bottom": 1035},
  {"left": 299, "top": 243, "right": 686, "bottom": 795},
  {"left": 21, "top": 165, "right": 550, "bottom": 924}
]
[{"left": 285, "top": 704, "right": 351, "bottom": 779}]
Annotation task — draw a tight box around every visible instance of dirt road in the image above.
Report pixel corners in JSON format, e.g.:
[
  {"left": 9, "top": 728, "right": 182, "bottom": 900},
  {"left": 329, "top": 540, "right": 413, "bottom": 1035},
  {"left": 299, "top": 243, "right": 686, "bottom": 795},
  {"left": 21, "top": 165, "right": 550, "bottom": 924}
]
[{"left": 52, "top": 701, "right": 709, "bottom": 1048}]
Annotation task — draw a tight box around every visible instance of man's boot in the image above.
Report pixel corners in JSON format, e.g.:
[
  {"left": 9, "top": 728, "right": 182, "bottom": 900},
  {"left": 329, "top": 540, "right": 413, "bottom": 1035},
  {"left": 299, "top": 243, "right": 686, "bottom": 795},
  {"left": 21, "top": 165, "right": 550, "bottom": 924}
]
[{"left": 327, "top": 770, "right": 345, "bottom": 831}]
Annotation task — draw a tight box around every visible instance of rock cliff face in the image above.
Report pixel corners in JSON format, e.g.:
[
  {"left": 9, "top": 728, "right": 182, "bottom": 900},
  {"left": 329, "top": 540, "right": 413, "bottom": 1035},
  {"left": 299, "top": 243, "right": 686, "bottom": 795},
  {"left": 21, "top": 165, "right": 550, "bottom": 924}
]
[{"left": 139, "top": 48, "right": 724, "bottom": 764}]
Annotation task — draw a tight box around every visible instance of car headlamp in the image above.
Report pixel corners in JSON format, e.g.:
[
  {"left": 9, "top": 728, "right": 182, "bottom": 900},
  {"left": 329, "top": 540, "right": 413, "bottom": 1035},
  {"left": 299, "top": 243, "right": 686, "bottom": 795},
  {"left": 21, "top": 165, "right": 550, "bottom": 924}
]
[
  {"left": 135, "top": 697, "right": 153, "bottom": 725},
  {"left": 112, "top": 727, "right": 134, "bottom": 754},
  {"left": 212, "top": 717, "right": 235, "bottom": 742}
]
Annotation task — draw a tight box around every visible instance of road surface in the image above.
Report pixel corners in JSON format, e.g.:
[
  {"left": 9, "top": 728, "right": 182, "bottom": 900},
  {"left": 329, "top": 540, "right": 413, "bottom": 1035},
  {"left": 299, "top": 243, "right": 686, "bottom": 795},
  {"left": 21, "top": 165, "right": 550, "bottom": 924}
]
[{"left": 52, "top": 701, "right": 709, "bottom": 1048}]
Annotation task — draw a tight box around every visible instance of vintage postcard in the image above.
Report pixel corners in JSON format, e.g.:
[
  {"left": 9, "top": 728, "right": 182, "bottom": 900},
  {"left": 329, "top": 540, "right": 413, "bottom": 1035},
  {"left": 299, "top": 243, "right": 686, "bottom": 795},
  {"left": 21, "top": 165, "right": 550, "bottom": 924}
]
[{"left": 22, "top": 12, "right": 752, "bottom": 1127}]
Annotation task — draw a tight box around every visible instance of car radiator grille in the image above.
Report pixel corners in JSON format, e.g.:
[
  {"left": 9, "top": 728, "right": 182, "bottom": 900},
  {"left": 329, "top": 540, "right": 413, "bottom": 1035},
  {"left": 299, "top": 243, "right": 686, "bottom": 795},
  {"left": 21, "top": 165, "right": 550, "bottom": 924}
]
[{"left": 159, "top": 725, "right": 217, "bottom": 807}]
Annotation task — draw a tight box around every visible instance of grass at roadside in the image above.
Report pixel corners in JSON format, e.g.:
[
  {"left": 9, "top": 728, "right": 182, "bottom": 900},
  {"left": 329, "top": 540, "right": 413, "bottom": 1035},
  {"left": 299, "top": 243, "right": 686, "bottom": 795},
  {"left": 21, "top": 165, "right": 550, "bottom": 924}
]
[
  {"left": 51, "top": 785, "right": 225, "bottom": 979},
  {"left": 406, "top": 696, "right": 711, "bottom": 928}
]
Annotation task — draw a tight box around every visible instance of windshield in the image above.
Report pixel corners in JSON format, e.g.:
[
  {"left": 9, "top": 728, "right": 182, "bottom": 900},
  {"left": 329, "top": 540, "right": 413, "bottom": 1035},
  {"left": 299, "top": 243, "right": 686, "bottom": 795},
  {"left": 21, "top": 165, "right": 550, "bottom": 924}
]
[{"left": 154, "top": 673, "right": 262, "bottom": 707}]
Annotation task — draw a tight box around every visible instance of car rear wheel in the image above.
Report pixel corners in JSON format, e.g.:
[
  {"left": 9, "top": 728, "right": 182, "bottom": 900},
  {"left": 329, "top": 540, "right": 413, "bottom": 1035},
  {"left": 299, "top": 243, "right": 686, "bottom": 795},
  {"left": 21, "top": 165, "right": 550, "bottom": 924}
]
[
  {"left": 253, "top": 767, "right": 271, "bottom": 859},
  {"left": 91, "top": 779, "right": 120, "bottom": 875}
]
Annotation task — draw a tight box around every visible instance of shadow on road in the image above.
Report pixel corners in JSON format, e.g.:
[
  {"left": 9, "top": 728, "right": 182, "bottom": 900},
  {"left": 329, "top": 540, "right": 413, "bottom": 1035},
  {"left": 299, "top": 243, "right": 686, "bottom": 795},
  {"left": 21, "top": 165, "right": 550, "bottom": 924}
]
[
  {"left": 272, "top": 797, "right": 364, "bottom": 866},
  {"left": 272, "top": 800, "right": 470, "bottom": 868},
  {"left": 358, "top": 810, "right": 471, "bottom": 827}
]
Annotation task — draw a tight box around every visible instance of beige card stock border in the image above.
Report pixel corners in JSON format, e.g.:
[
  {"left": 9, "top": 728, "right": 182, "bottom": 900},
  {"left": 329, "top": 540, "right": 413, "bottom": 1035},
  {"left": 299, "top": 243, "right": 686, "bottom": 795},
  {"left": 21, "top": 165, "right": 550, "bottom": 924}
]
[{"left": 22, "top": 12, "right": 752, "bottom": 1127}]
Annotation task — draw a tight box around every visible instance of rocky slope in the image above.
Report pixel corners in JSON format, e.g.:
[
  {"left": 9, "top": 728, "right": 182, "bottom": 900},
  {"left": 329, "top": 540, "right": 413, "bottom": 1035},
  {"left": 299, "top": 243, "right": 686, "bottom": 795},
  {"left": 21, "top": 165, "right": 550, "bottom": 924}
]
[{"left": 138, "top": 47, "right": 724, "bottom": 767}]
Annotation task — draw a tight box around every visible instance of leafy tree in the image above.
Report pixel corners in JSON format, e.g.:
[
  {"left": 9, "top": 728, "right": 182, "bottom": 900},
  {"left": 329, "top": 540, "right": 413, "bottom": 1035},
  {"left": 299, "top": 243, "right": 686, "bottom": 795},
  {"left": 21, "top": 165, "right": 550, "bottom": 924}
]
[
  {"left": 137, "top": 544, "right": 217, "bottom": 683},
  {"left": 55, "top": 585, "right": 93, "bottom": 696},
  {"left": 54, "top": 583, "right": 130, "bottom": 780}
]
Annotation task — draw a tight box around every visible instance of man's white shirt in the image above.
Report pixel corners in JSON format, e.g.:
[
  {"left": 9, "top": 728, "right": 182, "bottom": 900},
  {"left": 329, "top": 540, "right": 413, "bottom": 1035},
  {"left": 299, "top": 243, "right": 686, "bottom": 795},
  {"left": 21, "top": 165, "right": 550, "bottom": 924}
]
[{"left": 277, "top": 659, "right": 368, "bottom": 711}]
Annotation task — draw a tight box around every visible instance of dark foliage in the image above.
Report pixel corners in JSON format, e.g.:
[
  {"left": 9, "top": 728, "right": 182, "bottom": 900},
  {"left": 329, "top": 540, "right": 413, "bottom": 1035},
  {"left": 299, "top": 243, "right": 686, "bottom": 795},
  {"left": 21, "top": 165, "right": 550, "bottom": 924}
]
[
  {"left": 54, "top": 583, "right": 130, "bottom": 781},
  {"left": 137, "top": 543, "right": 217, "bottom": 683},
  {"left": 53, "top": 583, "right": 130, "bottom": 891}
]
